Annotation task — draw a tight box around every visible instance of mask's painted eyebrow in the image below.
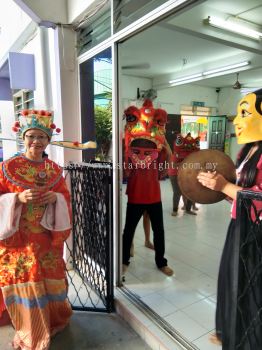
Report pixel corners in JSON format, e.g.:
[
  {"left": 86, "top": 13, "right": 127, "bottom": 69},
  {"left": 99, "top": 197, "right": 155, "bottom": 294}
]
[{"left": 240, "top": 101, "right": 249, "bottom": 107}]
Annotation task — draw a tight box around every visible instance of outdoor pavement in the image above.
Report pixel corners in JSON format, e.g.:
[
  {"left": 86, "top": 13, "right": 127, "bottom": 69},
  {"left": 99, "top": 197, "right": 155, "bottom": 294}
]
[{"left": 0, "top": 311, "right": 152, "bottom": 350}]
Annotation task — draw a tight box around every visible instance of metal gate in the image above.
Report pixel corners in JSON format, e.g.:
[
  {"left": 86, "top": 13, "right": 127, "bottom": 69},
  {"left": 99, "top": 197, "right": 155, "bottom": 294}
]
[
  {"left": 64, "top": 161, "right": 114, "bottom": 312},
  {"left": 230, "top": 190, "right": 262, "bottom": 349}
]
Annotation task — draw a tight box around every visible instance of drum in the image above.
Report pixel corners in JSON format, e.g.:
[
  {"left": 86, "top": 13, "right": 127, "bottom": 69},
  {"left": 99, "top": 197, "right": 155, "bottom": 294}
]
[{"left": 177, "top": 149, "right": 236, "bottom": 204}]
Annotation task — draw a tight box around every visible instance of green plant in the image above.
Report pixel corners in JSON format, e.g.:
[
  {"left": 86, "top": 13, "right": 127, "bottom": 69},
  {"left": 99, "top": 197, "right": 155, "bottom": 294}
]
[{"left": 94, "top": 103, "right": 112, "bottom": 160}]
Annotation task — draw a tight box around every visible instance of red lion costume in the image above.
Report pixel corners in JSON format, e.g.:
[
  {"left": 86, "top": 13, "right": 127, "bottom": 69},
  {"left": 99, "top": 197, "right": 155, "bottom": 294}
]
[
  {"left": 173, "top": 133, "right": 200, "bottom": 167},
  {"left": 168, "top": 132, "right": 200, "bottom": 216},
  {"left": 124, "top": 98, "right": 169, "bottom": 169}
]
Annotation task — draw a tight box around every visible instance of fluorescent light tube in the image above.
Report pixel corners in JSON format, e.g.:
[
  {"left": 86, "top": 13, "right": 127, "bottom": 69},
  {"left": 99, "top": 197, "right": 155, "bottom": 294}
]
[
  {"left": 170, "top": 77, "right": 203, "bottom": 86},
  {"left": 203, "top": 61, "right": 250, "bottom": 76},
  {"left": 168, "top": 61, "right": 251, "bottom": 87},
  {"left": 205, "top": 16, "right": 262, "bottom": 40},
  {"left": 169, "top": 73, "right": 202, "bottom": 84}
]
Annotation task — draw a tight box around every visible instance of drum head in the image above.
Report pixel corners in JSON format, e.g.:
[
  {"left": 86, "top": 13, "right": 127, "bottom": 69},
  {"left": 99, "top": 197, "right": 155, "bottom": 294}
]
[{"left": 177, "top": 149, "right": 236, "bottom": 204}]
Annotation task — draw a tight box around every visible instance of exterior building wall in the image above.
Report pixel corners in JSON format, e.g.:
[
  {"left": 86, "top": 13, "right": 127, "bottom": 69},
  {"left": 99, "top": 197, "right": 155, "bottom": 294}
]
[
  {"left": 0, "top": 0, "right": 81, "bottom": 165},
  {"left": 0, "top": 101, "right": 17, "bottom": 159},
  {"left": 0, "top": 0, "right": 31, "bottom": 59},
  {"left": 67, "top": 0, "right": 99, "bottom": 23}
]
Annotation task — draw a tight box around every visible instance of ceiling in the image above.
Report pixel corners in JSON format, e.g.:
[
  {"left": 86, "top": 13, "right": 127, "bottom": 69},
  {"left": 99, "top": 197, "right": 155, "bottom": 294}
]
[
  {"left": 119, "top": 0, "right": 262, "bottom": 90},
  {"left": 12, "top": 0, "right": 262, "bottom": 91}
]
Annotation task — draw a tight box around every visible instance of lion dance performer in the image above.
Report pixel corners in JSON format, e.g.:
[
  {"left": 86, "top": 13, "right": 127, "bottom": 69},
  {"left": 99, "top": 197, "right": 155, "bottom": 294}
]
[
  {"left": 168, "top": 132, "right": 200, "bottom": 216},
  {"left": 122, "top": 99, "right": 173, "bottom": 277}
]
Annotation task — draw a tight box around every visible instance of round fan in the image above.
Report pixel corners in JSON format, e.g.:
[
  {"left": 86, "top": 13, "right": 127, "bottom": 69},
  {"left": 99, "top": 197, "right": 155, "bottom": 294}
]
[{"left": 233, "top": 73, "right": 242, "bottom": 89}]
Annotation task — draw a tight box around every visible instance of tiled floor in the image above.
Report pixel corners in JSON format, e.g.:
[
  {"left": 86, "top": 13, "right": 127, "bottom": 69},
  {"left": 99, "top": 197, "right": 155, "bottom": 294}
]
[{"left": 122, "top": 179, "right": 230, "bottom": 349}]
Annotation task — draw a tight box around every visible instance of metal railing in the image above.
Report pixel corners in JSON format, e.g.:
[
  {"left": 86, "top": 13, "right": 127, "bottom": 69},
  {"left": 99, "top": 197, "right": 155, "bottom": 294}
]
[
  {"left": 230, "top": 190, "right": 262, "bottom": 349},
  {"left": 64, "top": 161, "right": 114, "bottom": 312}
]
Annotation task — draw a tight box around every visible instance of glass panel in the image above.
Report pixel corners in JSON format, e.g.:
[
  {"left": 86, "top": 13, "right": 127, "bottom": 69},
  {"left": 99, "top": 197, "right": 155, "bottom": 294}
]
[
  {"left": 77, "top": 4, "right": 111, "bottom": 56},
  {"left": 80, "top": 48, "right": 112, "bottom": 162},
  {"left": 199, "top": 122, "right": 208, "bottom": 142},
  {"left": 211, "top": 133, "right": 217, "bottom": 143},
  {"left": 217, "top": 119, "right": 223, "bottom": 131},
  {"left": 118, "top": 1, "right": 255, "bottom": 347},
  {"left": 113, "top": 0, "right": 168, "bottom": 33},
  {"left": 212, "top": 120, "right": 217, "bottom": 132}
]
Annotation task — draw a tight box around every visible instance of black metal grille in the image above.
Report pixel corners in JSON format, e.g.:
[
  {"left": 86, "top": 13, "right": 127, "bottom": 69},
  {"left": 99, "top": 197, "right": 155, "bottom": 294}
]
[
  {"left": 233, "top": 190, "right": 262, "bottom": 349},
  {"left": 64, "top": 162, "right": 114, "bottom": 312}
]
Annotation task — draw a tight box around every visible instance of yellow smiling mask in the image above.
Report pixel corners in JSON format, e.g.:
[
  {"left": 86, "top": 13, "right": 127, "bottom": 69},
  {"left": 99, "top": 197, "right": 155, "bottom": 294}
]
[{"left": 233, "top": 89, "right": 262, "bottom": 144}]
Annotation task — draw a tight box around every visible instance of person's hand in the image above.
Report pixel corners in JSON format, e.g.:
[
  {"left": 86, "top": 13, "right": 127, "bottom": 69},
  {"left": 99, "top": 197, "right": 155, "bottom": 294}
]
[
  {"left": 17, "top": 189, "right": 41, "bottom": 203},
  {"left": 17, "top": 190, "right": 57, "bottom": 205},
  {"left": 37, "top": 191, "right": 57, "bottom": 205},
  {"left": 197, "top": 171, "right": 228, "bottom": 192}
]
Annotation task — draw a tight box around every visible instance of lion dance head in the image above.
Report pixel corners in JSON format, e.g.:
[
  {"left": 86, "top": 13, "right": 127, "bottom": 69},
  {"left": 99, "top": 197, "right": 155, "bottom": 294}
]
[{"left": 124, "top": 99, "right": 168, "bottom": 168}]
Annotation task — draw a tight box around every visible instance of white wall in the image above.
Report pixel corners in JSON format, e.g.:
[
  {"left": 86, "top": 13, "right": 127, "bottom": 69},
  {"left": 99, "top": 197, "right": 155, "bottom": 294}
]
[
  {"left": 156, "top": 84, "right": 219, "bottom": 114},
  {"left": 12, "top": 0, "right": 67, "bottom": 25},
  {"left": 120, "top": 78, "right": 245, "bottom": 160},
  {"left": 67, "top": 0, "right": 100, "bottom": 23},
  {"left": 52, "top": 27, "right": 81, "bottom": 166},
  {"left": 120, "top": 79, "right": 220, "bottom": 114},
  {"left": 120, "top": 75, "right": 152, "bottom": 105},
  {"left": 0, "top": 0, "right": 31, "bottom": 60},
  {"left": 0, "top": 27, "right": 58, "bottom": 160},
  {"left": 0, "top": 1, "right": 35, "bottom": 160},
  {"left": 0, "top": 1, "right": 80, "bottom": 166},
  {"left": 120, "top": 75, "right": 152, "bottom": 133},
  {"left": 121, "top": 77, "right": 244, "bottom": 116},
  {"left": 217, "top": 87, "right": 243, "bottom": 160},
  {"left": 0, "top": 101, "right": 17, "bottom": 159},
  {"left": 20, "top": 28, "right": 50, "bottom": 108},
  {"left": 217, "top": 87, "right": 243, "bottom": 116}
]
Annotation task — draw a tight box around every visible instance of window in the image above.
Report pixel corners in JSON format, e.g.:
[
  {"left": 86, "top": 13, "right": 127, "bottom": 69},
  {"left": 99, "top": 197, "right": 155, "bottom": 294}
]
[
  {"left": 80, "top": 48, "right": 112, "bottom": 161},
  {"left": 13, "top": 89, "right": 34, "bottom": 153}
]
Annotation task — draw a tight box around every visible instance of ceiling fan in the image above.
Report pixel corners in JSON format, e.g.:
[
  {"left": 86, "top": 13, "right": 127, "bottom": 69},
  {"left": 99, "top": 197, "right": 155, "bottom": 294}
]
[
  {"left": 233, "top": 73, "right": 242, "bottom": 89},
  {"left": 122, "top": 63, "right": 150, "bottom": 70}
]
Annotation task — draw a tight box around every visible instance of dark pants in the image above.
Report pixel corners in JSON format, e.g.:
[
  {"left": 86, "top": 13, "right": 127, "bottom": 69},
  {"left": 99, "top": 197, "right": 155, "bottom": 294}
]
[
  {"left": 169, "top": 175, "right": 192, "bottom": 212},
  {"left": 122, "top": 202, "right": 168, "bottom": 268}
]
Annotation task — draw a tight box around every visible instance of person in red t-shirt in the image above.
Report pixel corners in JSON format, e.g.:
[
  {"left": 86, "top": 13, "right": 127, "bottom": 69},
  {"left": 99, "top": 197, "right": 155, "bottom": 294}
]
[
  {"left": 168, "top": 133, "right": 200, "bottom": 216},
  {"left": 130, "top": 211, "right": 154, "bottom": 257},
  {"left": 122, "top": 138, "right": 173, "bottom": 277}
]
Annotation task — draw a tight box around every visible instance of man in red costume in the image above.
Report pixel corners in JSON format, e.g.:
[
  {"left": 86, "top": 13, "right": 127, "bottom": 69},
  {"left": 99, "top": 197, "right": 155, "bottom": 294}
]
[{"left": 122, "top": 99, "right": 173, "bottom": 277}]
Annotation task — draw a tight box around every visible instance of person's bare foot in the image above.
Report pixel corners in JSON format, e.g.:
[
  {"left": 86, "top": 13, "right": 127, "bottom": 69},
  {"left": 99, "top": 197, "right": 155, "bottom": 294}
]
[
  {"left": 185, "top": 210, "right": 197, "bottom": 215},
  {"left": 145, "top": 241, "right": 154, "bottom": 250},
  {"left": 130, "top": 242, "right": 134, "bottom": 257},
  {"left": 159, "top": 266, "right": 174, "bottom": 276},
  {"left": 209, "top": 333, "right": 222, "bottom": 345}
]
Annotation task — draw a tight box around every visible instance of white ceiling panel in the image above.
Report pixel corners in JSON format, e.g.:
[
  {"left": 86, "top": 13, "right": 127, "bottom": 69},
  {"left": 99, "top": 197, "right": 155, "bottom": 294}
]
[{"left": 119, "top": 0, "right": 262, "bottom": 90}]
